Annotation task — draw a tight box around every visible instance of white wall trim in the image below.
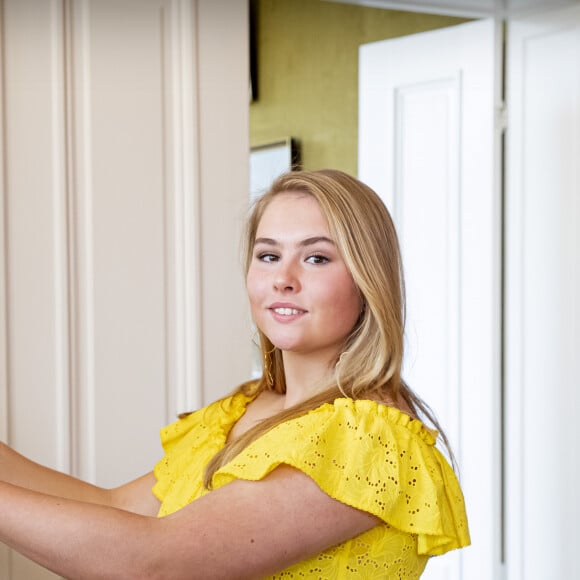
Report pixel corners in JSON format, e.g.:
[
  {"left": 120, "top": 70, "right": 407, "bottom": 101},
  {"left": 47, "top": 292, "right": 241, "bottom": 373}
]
[
  {"left": 50, "top": 0, "right": 73, "bottom": 476},
  {"left": 0, "top": 0, "right": 9, "bottom": 445},
  {"left": 68, "top": 0, "right": 97, "bottom": 483},
  {"left": 166, "top": 0, "right": 203, "bottom": 418},
  {"left": 323, "top": 0, "right": 497, "bottom": 18},
  {"left": 493, "top": 18, "right": 506, "bottom": 572},
  {"left": 323, "top": 0, "right": 580, "bottom": 19},
  {"left": 0, "top": 0, "right": 12, "bottom": 575}
]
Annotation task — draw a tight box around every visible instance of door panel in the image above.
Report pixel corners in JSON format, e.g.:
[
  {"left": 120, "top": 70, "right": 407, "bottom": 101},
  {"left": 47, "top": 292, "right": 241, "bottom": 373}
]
[
  {"left": 359, "top": 19, "right": 500, "bottom": 580},
  {"left": 505, "top": 5, "right": 580, "bottom": 579}
]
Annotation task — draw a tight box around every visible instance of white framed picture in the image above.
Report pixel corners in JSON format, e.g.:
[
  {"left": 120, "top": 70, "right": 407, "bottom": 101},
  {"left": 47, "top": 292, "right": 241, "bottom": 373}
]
[{"left": 250, "top": 138, "right": 298, "bottom": 202}]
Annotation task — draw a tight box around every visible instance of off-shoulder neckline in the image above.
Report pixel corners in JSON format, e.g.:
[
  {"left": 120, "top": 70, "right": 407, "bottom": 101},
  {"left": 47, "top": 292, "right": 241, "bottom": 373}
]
[{"left": 226, "top": 391, "right": 438, "bottom": 446}]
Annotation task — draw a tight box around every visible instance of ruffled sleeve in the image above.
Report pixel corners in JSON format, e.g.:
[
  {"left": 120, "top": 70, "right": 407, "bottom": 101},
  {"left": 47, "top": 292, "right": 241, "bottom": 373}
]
[
  {"left": 212, "top": 398, "right": 470, "bottom": 556},
  {"left": 153, "top": 392, "right": 253, "bottom": 514}
]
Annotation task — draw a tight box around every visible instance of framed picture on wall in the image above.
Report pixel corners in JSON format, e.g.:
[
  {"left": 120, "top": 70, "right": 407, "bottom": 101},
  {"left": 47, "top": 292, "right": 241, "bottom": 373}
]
[{"left": 250, "top": 138, "right": 300, "bottom": 203}]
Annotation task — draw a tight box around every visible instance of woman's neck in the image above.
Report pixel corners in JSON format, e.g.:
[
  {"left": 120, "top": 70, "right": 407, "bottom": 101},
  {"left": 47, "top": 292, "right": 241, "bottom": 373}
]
[{"left": 280, "top": 351, "right": 334, "bottom": 408}]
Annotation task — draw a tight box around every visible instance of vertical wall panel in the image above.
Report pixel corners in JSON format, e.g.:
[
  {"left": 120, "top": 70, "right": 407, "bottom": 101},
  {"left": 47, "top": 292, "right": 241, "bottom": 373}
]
[
  {"left": 70, "top": 0, "right": 172, "bottom": 487},
  {"left": 2, "top": 1, "right": 69, "bottom": 576},
  {"left": 197, "top": 0, "right": 253, "bottom": 404},
  {"left": 395, "top": 79, "right": 461, "bottom": 452},
  {"left": 0, "top": 2, "right": 11, "bottom": 576},
  {"left": 506, "top": 6, "right": 580, "bottom": 579},
  {"left": 3, "top": 0, "right": 69, "bottom": 471},
  {"left": 0, "top": 0, "right": 9, "bottom": 446},
  {"left": 68, "top": 0, "right": 206, "bottom": 487},
  {"left": 0, "top": 0, "right": 251, "bottom": 576}
]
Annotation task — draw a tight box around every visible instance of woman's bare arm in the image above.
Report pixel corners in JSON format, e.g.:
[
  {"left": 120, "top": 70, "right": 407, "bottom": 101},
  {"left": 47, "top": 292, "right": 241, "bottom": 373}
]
[
  {"left": 0, "top": 441, "right": 160, "bottom": 515},
  {"left": 0, "top": 465, "right": 379, "bottom": 580}
]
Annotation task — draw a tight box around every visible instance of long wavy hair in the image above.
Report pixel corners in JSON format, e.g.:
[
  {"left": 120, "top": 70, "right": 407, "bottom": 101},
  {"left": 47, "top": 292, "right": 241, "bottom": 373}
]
[{"left": 204, "top": 169, "right": 453, "bottom": 488}]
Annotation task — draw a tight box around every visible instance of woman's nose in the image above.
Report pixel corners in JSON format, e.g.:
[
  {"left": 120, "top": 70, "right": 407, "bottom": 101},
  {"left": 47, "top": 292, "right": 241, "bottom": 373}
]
[{"left": 273, "top": 260, "right": 301, "bottom": 292}]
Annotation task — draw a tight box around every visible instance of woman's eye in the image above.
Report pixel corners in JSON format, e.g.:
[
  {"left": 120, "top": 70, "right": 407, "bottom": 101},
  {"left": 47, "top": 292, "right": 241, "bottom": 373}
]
[
  {"left": 306, "top": 254, "right": 329, "bottom": 265},
  {"left": 257, "top": 253, "right": 279, "bottom": 263}
]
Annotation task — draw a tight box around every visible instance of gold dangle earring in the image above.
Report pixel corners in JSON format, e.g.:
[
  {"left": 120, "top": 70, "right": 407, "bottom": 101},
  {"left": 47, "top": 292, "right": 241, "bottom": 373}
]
[{"left": 263, "top": 344, "right": 276, "bottom": 387}]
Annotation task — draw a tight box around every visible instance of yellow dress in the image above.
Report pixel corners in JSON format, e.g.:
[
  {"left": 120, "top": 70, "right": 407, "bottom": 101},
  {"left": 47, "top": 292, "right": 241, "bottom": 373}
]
[{"left": 153, "top": 391, "right": 470, "bottom": 579}]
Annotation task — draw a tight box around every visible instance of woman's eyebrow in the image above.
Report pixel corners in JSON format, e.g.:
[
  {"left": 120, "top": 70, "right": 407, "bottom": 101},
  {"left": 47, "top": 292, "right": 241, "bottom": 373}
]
[
  {"left": 299, "top": 236, "right": 335, "bottom": 247},
  {"left": 254, "top": 237, "right": 278, "bottom": 246},
  {"left": 254, "top": 236, "right": 335, "bottom": 247}
]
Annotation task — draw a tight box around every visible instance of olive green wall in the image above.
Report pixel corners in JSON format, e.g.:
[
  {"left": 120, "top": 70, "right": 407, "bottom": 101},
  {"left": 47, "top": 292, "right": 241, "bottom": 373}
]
[{"left": 250, "top": 0, "right": 469, "bottom": 174}]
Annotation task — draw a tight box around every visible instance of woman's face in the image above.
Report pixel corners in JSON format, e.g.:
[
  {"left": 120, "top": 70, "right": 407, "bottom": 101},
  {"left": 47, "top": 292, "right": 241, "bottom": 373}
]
[{"left": 246, "top": 192, "right": 362, "bottom": 364}]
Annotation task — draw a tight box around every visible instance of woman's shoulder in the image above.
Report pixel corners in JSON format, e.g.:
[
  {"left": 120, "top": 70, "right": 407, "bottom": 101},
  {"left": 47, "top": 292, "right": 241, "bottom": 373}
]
[
  {"left": 293, "top": 396, "right": 438, "bottom": 447},
  {"left": 214, "top": 395, "right": 444, "bottom": 491},
  {"left": 159, "top": 383, "right": 259, "bottom": 449}
]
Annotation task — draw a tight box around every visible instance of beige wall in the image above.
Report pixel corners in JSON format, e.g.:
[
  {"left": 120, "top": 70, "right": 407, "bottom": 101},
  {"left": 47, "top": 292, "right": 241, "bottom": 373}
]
[
  {"left": 0, "top": 0, "right": 249, "bottom": 509},
  {"left": 250, "top": 0, "right": 469, "bottom": 174}
]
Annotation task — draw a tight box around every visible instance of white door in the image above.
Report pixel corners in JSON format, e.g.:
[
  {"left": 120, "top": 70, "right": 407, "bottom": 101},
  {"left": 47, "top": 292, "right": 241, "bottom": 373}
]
[
  {"left": 359, "top": 20, "right": 500, "bottom": 580},
  {"left": 505, "top": 4, "right": 580, "bottom": 579}
]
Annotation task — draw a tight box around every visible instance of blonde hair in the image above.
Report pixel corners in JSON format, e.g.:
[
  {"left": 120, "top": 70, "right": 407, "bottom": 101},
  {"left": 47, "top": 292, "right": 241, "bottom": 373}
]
[{"left": 204, "top": 169, "right": 452, "bottom": 487}]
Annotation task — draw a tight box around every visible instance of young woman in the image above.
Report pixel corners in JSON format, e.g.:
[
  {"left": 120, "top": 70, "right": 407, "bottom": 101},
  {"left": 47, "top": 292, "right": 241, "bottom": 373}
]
[{"left": 0, "top": 169, "right": 469, "bottom": 578}]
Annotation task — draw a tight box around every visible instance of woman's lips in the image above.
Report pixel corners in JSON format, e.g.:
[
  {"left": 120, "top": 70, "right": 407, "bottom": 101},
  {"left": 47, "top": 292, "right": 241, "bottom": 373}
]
[
  {"left": 268, "top": 303, "right": 307, "bottom": 322},
  {"left": 272, "top": 307, "right": 303, "bottom": 315}
]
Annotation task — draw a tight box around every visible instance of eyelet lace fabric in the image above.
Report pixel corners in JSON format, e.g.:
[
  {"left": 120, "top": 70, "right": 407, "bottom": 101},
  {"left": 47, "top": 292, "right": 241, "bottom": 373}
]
[{"left": 153, "top": 393, "right": 470, "bottom": 579}]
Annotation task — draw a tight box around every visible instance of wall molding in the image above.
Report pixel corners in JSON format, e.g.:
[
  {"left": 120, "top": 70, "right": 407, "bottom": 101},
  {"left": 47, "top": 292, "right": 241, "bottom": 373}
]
[
  {"left": 165, "top": 0, "right": 203, "bottom": 418},
  {"left": 394, "top": 75, "right": 462, "bottom": 460},
  {"left": 0, "top": 14, "right": 13, "bottom": 580},
  {"left": 67, "top": 0, "right": 97, "bottom": 483},
  {"left": 324, "top": 0, "right": 580, "bottom": 18},
  {"left": 0, "top": 0, "right": 9, "bottom": 446},
  {"left": 63, "top": 0, "right": 205, "bottom": 481},
  {"left": 50, "top": 0, "right": 73, "bottom": 476}
]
